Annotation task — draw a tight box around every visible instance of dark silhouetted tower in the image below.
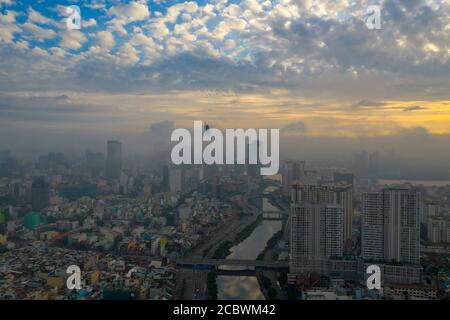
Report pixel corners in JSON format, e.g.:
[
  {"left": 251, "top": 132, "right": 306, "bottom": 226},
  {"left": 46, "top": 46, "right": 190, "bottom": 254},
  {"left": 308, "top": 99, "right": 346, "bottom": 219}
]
[
  {"left": 106, "top": 140, "right": 122, "bottom": 180},
  {"left": 31, "top": 177, "right": 49, "bottom": 211}
]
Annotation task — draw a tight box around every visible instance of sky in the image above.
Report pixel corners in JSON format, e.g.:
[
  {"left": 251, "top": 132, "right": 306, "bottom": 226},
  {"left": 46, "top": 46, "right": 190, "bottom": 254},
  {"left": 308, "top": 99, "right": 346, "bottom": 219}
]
[{"left": 0, "top": 0, "right": 449, "bottom": 169}]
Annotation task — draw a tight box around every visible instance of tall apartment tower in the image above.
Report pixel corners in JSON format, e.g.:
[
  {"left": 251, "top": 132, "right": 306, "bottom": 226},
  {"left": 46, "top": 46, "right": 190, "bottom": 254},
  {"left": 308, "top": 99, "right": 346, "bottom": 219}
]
[
  {"left": 290, "top": 184, "right": 344, "bottom": 273},
  {"left": 291, "top": 205, "right": 343, "bottom": 258},
  {"left": 427, "top": 218, "right": 450, "bottom": 244},
  {"left": 291, "top": 183, "right": 353, "bottom": 245},
  {"left": 361, "top": 192, "right": 385, "bottom": 261},
  {"left": 335, "top": 183, "right": 353, "bottom": 245},
  {"left": 282, "top": 161, "right": 305, "bottom": 196},
  {"left": 362, "top": 188, "right": 421, "bottom": 265},
  {"left": 106, "top": 140, "right": 122, "bottom": 180},
  {"left": 31, "top": 177, "right": 50, "bottom": 211}
]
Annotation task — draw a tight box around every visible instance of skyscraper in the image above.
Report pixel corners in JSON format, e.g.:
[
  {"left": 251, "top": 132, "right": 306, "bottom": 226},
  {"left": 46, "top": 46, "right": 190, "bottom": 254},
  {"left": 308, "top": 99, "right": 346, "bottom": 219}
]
[
  {"left": 290, "top": 183, "right": 344, "bottom": 273},
  {"left": 354, "top": 151, "right": 379, "bottom": 178},
  {"left": 246, "top": 139, "right": 261, "bottom": 179},
  {"left": 384, "top": 189, "right": 420, "bottom": 264},
  {"left": 31, "top": 177, "right": 50, "bottom": 211},
  {"left": 161, "top": 165, "right": 170, "bottom": 192},
  {"left": 291, "top": 183, "right": 353, "bottom": 247},
  {"left": 169, "top": 166, "right": 183, "bottom": 195},
  {"left": 362, "top": 188, "right": 421, "bottom": 265},
  {"left": 335, "top": 183, "right": 353, "bottom": 246},
  {"left": 362, "top": 192, "right": 384, "bottom": 261},
  {"left": 106, "top": 140, "right": 122, "bottom": 180},
  {"left": 291, "top": 205, "right": 343, "bottom": 258},
  {"left": 368, "top": 151, "right": 379, "bottom": 177},
  {"left": 354, "top": 151, "right": 368, "bottom": 176}
]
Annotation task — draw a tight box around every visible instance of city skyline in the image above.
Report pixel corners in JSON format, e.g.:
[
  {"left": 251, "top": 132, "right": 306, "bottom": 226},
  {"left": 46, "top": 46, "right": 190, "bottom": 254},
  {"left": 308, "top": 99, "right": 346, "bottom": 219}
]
[{"left": 1, "top": 0, "right": 450, "bottom": 304}]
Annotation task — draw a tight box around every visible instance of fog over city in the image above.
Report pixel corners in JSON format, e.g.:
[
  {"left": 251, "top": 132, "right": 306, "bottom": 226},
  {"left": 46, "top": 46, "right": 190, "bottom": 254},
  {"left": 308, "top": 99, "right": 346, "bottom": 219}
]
[
  {"left": 1, "top": 0, "right": 450, "bottom": 304},
  {"left": 1, "top": 119, "right": 450, "bottom": 179},
  {"left": 1, "top": 0, "right": 449, "bottom": 178}
]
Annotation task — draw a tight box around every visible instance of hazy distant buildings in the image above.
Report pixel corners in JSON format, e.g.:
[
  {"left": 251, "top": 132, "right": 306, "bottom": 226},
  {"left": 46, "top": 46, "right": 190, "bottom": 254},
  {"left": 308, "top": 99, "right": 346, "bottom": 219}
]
[
  {"left": 354, "top": 151, "right": 379, "bottom": 178},
  {"left": 333, "top": 172, "right": 354, "bottom": 186},
  {"left": 246, "top": 140, "right": 261, "bottom": 179},
  {"left": 48, "top": 152, "right": 64, "bottom": 166},
  {"left": 161, "top": 165, "right": 169, "bottom": 192},
  {"left": 106, "top": 140, "right": 122, "bottom": 180},
  {"left": 354, "top": 151, "right": 368, "bottom": 176},
  {"left": 282, "top": 161, "right": 305, "bottom": 196},
  {"left": 369, "top": 152, "right": 379, "bottom": 176},
  {"left": 0, "top": 150, "right": 10, "bottom": 163},
  {"left": 169, "top": 166, "right": 183, "bottom": 195},
  {"left": 0, "top": 150, "right": 17, "bottom": 177},
  {"left": 85, "top": 150, "right": 105, "bottom": 177},
  {"left": 31, "top": 177, "right": 50, "bottom": 211},
  {"left": 362, "top": 188, "right": 421, "bottom": 265},
  {"left": 38, "top": 152, "right": 64, "bottom": 171}
]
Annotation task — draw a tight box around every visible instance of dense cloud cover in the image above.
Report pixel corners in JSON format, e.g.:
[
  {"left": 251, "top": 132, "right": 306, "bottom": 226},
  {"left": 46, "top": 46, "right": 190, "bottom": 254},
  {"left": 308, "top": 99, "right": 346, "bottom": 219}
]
[
  {"left": 0, "top": 0, "right": 448, "bottom": 95},
  {"left": 0, "top": 0, "right": 449, "bottom": 177}
]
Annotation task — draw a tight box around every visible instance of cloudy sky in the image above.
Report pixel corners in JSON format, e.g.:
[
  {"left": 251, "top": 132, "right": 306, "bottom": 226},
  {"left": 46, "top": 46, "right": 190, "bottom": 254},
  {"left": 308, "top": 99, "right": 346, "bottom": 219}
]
[{"left": 0, "top": 0, "right": 449, "bottom": 146}]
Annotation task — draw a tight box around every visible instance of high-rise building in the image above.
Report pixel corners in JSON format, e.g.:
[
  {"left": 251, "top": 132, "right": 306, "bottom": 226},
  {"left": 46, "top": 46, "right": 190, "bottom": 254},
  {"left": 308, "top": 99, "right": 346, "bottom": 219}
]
[
  {"left": 169, "top": 166, "right": 183, "bottom": 195},
  {"left": 290, "top": 183, "right": 344, "bottom": 273},
  {"left": 291, "top": 183, "right": 353, "bottom": 245},
  {"left": 291, "top": 204, "right": 343, "bottom": 259},
  {"left": 335, "top": 183, "right": 353, "bottom": 245},
  {"left": 362, "top": 188, "right": 421, "bottom": 265},
  {"left": 354, "top": 151, "right": 379, "bottom": 178},
  {"left": 31, "top": 177, "right": 50, "bottom": 211},
  {"left": 0, "top": 150, "right": 17, "bottom": 177},
  {"left": 362, "top": 192, "right": 385, "bottom": 261},
  {"left": 427, "top": 217, "right": 449, "bottom": 243},
  {"left": 354, "top": 151, "right": 368, "bottom": 176},
  {"left": 246, "top": 139, "right": 261, "bottom": 179},
  {"left": 426, "top": 202, "right": 440, "bottom": 219},
  {"left": 106, "top": 140, "right": 122, "bottom": 180},
  {"left": 368, "top": 152, "right": 379, "bottom": 177},
  {"left": 384, "top": 189, "right": 420, "bottom": 264},
  {"left": 282, "top": 161, "right": 305, "bottom": 196},
  {"left": 333, "top": 172, "right": 354, "bottom": 245}
]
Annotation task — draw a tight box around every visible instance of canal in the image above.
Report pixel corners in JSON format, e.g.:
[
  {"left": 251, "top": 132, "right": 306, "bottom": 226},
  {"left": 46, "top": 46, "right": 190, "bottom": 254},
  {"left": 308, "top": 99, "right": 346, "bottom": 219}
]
[{"left": 216, "top": 198, "right": 282, "bottom": 299}]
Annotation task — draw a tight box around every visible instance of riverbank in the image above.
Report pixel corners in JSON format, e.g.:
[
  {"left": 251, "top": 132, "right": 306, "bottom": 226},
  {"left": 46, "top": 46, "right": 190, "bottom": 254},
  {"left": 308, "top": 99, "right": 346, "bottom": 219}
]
[
  {"left": 212, "top": 214, "right": 263, "bottom": 259},
  {"left": 256, "top": 230, "right": 282, "bottom": 260}
]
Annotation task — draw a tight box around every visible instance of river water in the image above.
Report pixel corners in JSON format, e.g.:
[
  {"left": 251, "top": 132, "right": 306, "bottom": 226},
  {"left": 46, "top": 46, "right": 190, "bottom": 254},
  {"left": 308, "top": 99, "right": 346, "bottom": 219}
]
[{"left": 216, "top": 198, "right": 282, "bottom": 300}]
